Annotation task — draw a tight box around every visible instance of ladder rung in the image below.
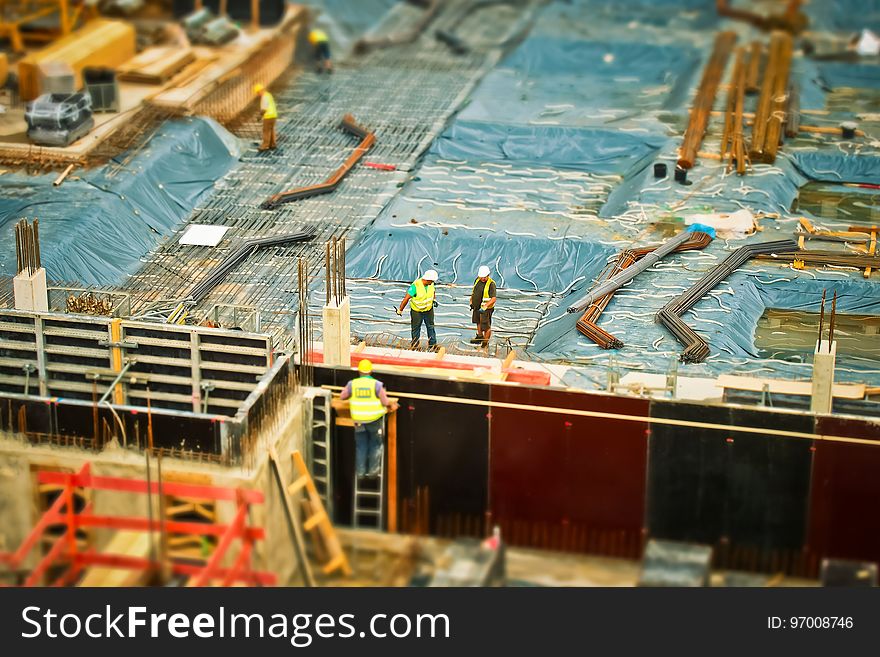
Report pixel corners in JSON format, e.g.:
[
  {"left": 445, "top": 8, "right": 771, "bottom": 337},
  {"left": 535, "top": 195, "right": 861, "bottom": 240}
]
[
  {"left": 304, "top": 509, "right": 327, "bottom": 531},
  {"left": 355, "top": 490, "right": 382, "bottom": 497},
  {"left": 288, "top": 475, "right": 309, "bottom": 495},
  {"left": 322, "top": 554, "right": 349, "bottom": 575},
  {"left": 355, "top": 509, "right": 381, "bottom": 516}
]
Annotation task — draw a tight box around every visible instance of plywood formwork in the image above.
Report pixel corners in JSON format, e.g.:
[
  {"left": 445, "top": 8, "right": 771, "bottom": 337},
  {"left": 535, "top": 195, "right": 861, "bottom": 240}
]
[{"left": 0, "top": 308, "right": 273, "bottom": 414}]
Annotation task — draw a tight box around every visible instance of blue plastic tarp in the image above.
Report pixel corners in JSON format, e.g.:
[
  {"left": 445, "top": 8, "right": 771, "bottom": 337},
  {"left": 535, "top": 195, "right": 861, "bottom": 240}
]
[
  {"left": 434, "top": 121, "right": 666, "bottom": 177},
  {"left": 0, "top": 117, "right": 240, "bottom": 285}
]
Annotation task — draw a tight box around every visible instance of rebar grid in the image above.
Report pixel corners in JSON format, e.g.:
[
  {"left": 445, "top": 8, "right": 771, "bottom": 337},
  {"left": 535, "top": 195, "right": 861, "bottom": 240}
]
[{"left": 123, "top": 0, "right": 540, "bottom": 344}]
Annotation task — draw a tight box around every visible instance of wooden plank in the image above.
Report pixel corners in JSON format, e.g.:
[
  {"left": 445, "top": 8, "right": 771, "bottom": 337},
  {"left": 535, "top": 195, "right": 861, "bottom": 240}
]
[
  {"left": 18, "top": 19, "right": 136, "bottom": 101},
  {"left": 78, "top": 530, "right": 153, "bottom": 587},
  {"left": 717, "top": 374, "right": 865, "bottom": 399},
  {"left": 117, "top": 47, "right": 196, "bottom": 84}
]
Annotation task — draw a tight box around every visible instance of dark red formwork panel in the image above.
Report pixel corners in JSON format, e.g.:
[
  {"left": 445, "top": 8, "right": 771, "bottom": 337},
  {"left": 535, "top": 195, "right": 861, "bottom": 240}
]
[
  {"left": 488, "top": 386, "right": 649, "bottom": 555},
  {"left": 809, "top": 416, "right": 880, "bottom": 565}
]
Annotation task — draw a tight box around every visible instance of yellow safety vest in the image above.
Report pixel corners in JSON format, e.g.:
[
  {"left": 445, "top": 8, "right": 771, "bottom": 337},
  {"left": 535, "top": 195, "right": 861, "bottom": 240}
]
[
  {"left": 309, "top": 29, "right": 329, "bottom": 45},
  {"left": 349, "top": 376, "right": 386, "bottom": 423},
  {"left": 410, "top": 278, "right": 435, "bottom": 312},
  {"left": 262, "top": 92, "right": 277, "bottom": 120},
  {"left": 473, "top": 277, "right": 495, "bottom": 308}
]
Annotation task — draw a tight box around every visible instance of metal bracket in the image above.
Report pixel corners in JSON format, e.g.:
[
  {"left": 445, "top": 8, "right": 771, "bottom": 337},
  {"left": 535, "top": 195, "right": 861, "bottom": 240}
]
[{"left": 98, "top": 339, "right": 139, "bottom": 349}]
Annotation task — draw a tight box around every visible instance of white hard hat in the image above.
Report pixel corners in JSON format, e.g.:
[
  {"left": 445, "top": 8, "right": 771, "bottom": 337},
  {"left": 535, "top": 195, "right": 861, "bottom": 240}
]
[
  {"left": 478, "top": 265, "right": 490, "bottom": 278},
  {"left": 423, "top": 269, "right": 438, "bottom": 281}
]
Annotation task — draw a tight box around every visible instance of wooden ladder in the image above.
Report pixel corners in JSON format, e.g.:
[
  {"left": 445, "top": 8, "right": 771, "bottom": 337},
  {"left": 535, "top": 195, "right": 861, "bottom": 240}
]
[{"left": 289, "top": 450, "right": 352, "bottom": 577}]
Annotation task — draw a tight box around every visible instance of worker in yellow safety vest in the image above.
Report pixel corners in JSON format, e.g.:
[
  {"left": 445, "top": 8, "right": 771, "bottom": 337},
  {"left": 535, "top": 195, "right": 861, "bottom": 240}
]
[
  {"left": 253, "top": 84, "right": 277, "bottom": 152},
  {"left": 340, "top": 359, "right": 396, "bottom": 477},
  {"left": 470, "top": 265, "right": 497, "bottom": 349},
  {"left": 396, "top": 269, "right": 438, "bottom": 349},
  {"left": 309, "top": 28, "right": 333, "bottom": 74}
]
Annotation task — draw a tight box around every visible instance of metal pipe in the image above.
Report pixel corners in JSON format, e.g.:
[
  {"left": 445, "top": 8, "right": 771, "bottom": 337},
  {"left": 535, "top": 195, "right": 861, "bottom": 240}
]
[{"left": 98, "top": 360, "right": 134, "bottom": 405}]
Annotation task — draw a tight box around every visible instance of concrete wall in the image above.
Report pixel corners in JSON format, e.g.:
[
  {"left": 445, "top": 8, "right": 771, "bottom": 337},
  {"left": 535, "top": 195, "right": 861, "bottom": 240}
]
[{"left": 0, "top": 391, "right": 310, "bottom": 585}]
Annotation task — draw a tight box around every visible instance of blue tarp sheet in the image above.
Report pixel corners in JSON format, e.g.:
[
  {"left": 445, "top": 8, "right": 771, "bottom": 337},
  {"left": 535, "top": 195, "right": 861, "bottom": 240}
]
[
  {"left": 0, "top": 118, "right": 240, "bottom": 285},
  {"left": 434, "top": 121, "right": 666, "bottom": 176}
]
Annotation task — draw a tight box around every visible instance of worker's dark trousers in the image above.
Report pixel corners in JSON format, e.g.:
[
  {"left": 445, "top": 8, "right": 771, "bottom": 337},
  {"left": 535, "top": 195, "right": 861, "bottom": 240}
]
[
  {"left": 410, "top": 309, "right": 437, "bottom": 347},
  {"left": 354, "top": 417, "right": 384, "bottom": 477},
  {"left": 260, "top": 118, "right": 277, "bottom": 150}
]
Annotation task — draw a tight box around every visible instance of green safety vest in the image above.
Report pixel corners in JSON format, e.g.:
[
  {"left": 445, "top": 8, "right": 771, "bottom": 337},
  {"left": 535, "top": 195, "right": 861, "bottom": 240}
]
[
  {"left": 309, "top": 29, "right": 329, "bottom": 45},
  {"left": 473, "top": 276, "right": 495, "bottom": 309},
  {"left": 410, "top": 278, "right": 435, "bottom": 312},
  {"left": 349, "top": 376, "right": 385, "bottom": 423},
  {"left": 262, "top": 92, "right": 277, "bottom": 120}
]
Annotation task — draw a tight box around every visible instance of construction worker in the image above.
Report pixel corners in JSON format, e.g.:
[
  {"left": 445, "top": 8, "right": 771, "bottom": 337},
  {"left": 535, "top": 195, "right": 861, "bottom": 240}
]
[
  {"left": 396, "top": 269, "right": 438, "bottom": 349},
  {"left": 470, "top": 265, "right": 497, "bottom": 348},
  {"left": 309, "top": 28, "right": 333, "bottom": 74},
  {"left": 339, "top": 359, "right": 396, "bottom": 478},
  {"left": 253, "top": 84, "right": 277, "bottom": 151}
]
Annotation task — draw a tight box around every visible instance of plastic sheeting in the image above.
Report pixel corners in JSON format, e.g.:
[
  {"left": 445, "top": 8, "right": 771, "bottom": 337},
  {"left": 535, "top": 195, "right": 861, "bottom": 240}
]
[
  {"left": 791, "top": 151, "right": 880, "bottom": 185},
  {"left": 434, "top": 121, "right": 667, "bottom": 176},
  {"left": 817, "top": 62, "right": 880, "bottom": 90},
  {"left": 0, "top": 117, "right": 240, "bottom": 285},
  {"left": 457, "top": 37, "right": 701, "bottom": 129}
]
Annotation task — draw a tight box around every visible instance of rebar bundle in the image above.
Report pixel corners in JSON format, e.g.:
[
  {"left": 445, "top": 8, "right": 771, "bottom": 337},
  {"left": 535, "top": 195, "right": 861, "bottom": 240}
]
[
  {"left": 325, "top": 236, "right": 346, "bottom": 306},
  {"left": 297, "top": 256, "right": 314, "bottom": 387},
  {"left": 188, "top": 230, "right": 316, "bottom": 304},
  {"left": 567, "top": 230, "right": 713, "bottom": 314},
  {"left": 678, "top": 31, "right": 737, "bottom": 169},
  {"left": 749, "top": 30, "right": 793, "bottom": 164},
  {"left": 754, "top": 249, "right": 880, "bottom": 269},
  {"left": 14, "top": 218, "right": 42, "bottom": 276},
  {"left": 576, "top": 231, "right": 713, "bottom": 349},
  {"left": 657, "top": 239, "right": 798, "bottom": 363}
]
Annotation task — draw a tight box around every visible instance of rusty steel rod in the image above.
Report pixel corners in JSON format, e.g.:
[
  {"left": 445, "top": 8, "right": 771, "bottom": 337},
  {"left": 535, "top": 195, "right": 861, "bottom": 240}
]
[{"left": 678, "top": 31, "right": 737, "bottom": 169}]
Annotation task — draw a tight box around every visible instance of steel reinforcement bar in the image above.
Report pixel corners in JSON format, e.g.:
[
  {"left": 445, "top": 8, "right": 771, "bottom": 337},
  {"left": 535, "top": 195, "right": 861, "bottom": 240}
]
[
  {"left": 678, "top": 30, "right": 737, "bottom": 170},
  {"left": 657, "top": 239, "right": 798, "bottom": 363},
  {"left": 576, "top": 231, "right": 713, "bottom": 349},
  {"left": 567, "top": 229, "right": 713, "bottom": 315},
  {"left": 187, "top": 230, "right": 317, "bottom": 304},
  {"left": 260, "top": 114, "right": 375, "bottom": 210}
]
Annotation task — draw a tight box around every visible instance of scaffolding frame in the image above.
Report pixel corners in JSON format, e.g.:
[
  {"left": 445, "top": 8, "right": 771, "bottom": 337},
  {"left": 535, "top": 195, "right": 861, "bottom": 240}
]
[
  {"left": 0, "top": 1, "right": 90, "bottom": 52},
  {"left": 0, "top": 462, "right": 276, "bottom": 587}
]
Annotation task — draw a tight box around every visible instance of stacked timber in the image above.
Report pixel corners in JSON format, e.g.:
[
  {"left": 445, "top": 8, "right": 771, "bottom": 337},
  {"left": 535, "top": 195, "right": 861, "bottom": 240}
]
[
  {"left": 678, "top": 31, "right": 737, "bottom": 170},
  {"left": 749, "top": 31, "right": 793, "bottom": 163},
  {"left": 19, "top": 19, "right": 136, "bottom": 101},
  {"left": 117, "top": 47, "right": 196, "bottom": 84}
]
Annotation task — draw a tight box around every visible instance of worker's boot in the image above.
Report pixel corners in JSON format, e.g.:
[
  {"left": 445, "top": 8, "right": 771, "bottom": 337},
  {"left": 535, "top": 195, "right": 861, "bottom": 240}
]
[{"left": 469, "top": 334, "right": 482, "bottom": 344}]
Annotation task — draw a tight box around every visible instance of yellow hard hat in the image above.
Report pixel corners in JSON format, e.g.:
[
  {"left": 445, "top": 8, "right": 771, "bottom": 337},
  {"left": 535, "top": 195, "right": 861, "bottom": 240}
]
[
  {"left": 253, "top": 83, "right": 265, "bottom": 94},
  {"left": 358, "top": 359, "right": 373, "bottom": 374}
]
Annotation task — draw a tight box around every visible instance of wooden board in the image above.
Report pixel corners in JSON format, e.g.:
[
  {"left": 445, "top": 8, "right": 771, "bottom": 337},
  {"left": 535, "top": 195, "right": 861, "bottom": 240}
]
[
  {"left": 117, "top": 47, "right": 196, "bottom": 84},
  {"left": 78, "top": 530, "right": 153, "bottom": 587},
  {"left": 18, "top": 19, "right": 136, "bottom": 101},
  {"left": 718, "top": 374, "right": 866, "bottom": 400}
]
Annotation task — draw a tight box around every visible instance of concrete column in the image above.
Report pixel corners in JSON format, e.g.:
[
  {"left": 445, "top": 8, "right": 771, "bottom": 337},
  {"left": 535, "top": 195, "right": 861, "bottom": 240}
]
[
  {"left": 13, "top": 267, "right": 48, "bottom": 312},
  {"left": 811, "top": 339, "right": 837, "bottom": 415},
  {"left": 321, "top": 296, "right": 351, "bottom": 367}
]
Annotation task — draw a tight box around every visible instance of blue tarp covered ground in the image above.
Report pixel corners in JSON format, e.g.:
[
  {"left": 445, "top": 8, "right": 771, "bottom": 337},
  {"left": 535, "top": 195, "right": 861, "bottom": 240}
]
[
  {"left": 0, "top": 118, "right": 240, "bottom": 285},
  {"left": 342, "top": 0, "right": 880, "bottom": 388}
]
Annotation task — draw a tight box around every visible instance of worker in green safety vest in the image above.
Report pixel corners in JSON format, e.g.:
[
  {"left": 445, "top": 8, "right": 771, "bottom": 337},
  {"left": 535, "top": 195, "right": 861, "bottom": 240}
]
[
  {"left": 254, "top": 84, "right": 277, "bottom": 152},
  {"left": 470, "top": 265, "right": 497, "bottom": 349},
  {"left": 340, "top": 359, "right": 396, "bottom": 477},
  {"left": 396, "top": 269, "right": 439, "bottom": 350}
]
